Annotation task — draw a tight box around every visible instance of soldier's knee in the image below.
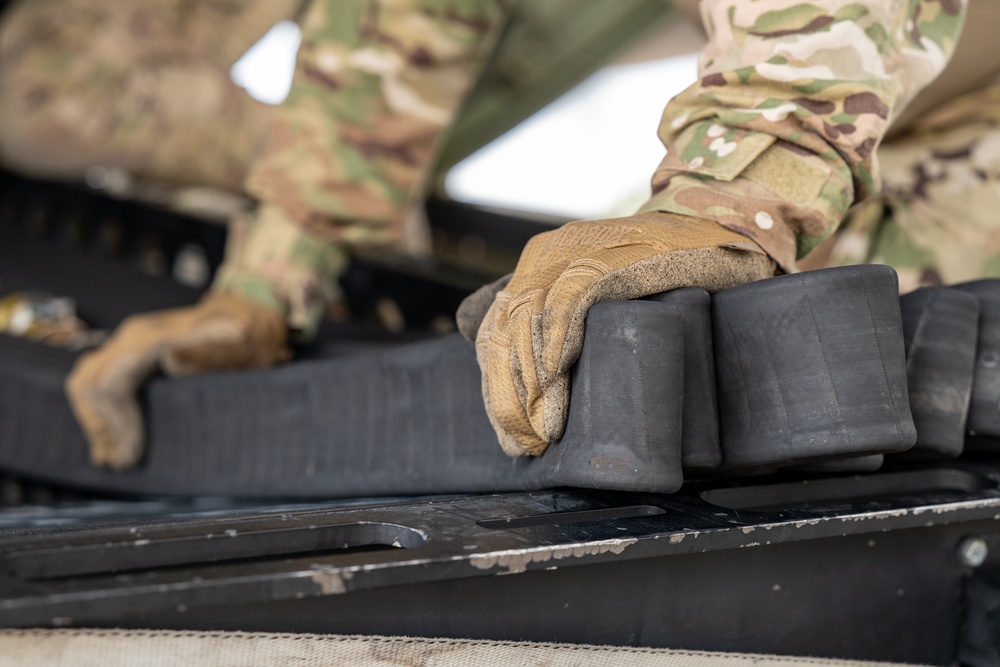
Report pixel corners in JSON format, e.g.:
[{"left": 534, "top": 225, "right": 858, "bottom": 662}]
[
  {"left": 0, "top": 76, "right": 115, "bottom": 179},
  {"left": 0, "top": 0, "right": 121, "bottom": 176}
]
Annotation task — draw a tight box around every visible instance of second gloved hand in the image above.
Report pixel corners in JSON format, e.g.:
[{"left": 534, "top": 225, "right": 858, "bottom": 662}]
[
  {"left": 66, "top": 292, "right": 291, "bottom": 470},
  {"left": 469, "top": 211, "right": 776, "bottom": 457}
]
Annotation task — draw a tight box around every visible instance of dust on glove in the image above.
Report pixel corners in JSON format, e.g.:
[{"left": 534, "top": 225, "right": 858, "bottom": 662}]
[
  {"left": 470, "top": 211, "right": 775, "bottom": 457},
  {"left": 66, "top": 292, "right": 291, "bottom": 470}
]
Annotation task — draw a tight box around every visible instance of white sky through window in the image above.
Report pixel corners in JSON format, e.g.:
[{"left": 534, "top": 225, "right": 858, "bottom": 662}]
[
  {"left": 446, "top": 54, "right": 700, "bottom": 220},
  {"left": 230, "top": 20, "right": 302, "bottom": 105}
]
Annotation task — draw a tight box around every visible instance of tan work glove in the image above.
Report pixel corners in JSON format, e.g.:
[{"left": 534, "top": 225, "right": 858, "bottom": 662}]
[
  {"left": 66, "top": 292, "right": 291, "bottom": 470},
  {"left": 464, "top": 211, "right": 776, "bottom": 457}
]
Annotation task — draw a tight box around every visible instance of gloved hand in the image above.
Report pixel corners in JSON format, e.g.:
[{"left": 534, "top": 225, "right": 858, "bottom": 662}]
[
  {"left": 462, "top": 211, "right": 776, "bottom": 457},
  {"left": 66, "top": 292, "right": 291, "bottom": 470}
]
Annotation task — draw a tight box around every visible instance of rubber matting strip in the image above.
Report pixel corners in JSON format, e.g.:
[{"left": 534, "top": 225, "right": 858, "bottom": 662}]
[{"left": 0, "top": 265, "right": 918, "bottom": 497}]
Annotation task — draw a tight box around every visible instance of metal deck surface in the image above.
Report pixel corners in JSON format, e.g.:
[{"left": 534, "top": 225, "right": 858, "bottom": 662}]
[{"left": 1, "top": 463, "right": 999, "bottom": 664}]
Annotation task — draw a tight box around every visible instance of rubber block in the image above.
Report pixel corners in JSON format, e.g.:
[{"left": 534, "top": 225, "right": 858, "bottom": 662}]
[
  {"left": 646, "top": 288, "right": 721, "bottom": 469},
  {"left": 799, "top": 454, "right": 885, "bottom": 473},
  {"left": 712, "top": 265, "right": 917, "bottom": 469},
  {"left": 894, "top": 287, "right": 979, "bottom": 459},
  {"left": 956, "top": 280, "right": 1000, "bottom": 452}
]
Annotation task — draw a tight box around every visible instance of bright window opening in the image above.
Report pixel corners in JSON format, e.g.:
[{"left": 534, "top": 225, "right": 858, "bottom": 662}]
[
  {"left": 446, "top": 53, "right": 699, "bottom": 221},
  {"left": 230, "top": 20, "right": 302, "bottom": 105}
]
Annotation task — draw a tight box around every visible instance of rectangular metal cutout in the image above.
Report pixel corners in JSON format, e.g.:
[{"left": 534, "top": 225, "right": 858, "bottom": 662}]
[{"left": 5, "top": 522, "right": 426, "bottom": 580}]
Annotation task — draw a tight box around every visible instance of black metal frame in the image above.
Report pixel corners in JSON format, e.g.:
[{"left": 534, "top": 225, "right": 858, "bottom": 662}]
[{"left": 1, "top": 462, "right": 999, "bottom": 664}]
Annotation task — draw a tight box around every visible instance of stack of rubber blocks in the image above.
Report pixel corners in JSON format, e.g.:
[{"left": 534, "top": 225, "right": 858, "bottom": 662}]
[{"left": 0, "top": 265, "right": 997, "bottom": 498}]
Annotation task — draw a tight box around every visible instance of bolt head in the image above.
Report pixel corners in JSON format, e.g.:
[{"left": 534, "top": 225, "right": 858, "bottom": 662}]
[{"left": 959, "top": 537, "right": 989, "bottom": 568}]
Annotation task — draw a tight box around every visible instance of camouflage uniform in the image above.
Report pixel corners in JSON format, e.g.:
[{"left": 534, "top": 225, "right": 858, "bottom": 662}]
[
  {"left": 818, "top": 78, "right": 1000, "bottom": 291},
  {"left": 214, "top": 0, "right": 511, "bottom": 337},
  {"left": 638, "top": 0, "right": 967, "bottom": 276},
  {"left": 0, "top": 0, "right": 986, "bottom": 337},
  {"left": 0, "top": 0, "right": 300, "bottom": 190},
  {"left": 222, "top": 0, "right": 980, "bottom": 337}
]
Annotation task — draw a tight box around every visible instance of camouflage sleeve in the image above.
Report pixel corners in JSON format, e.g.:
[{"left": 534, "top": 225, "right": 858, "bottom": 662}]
[
  {"left": 639, "top": 0, "right": 967, "bottom": 272},
  {"left": 215, "top": 0, "right": 510, "bottom": 336},
  {"left": 211, "top": 205, "right": 348, "bottom": 340},
  {"left": 820, "top": 78, "right": 1000, "bottom": 292}
]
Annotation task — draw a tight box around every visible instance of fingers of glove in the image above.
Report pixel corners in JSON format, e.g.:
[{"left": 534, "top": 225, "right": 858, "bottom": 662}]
[
  {"left": 480, "top": 260, "right": 605, "bottom": 450},
  {"left": 522, "top": 309, "right": 574, "bottom": 444},
  {"left": 476, "top": 297, "right": 548, "bottom": 456},
  {"left": 483, "top": 339, "right": 549, "bottom": 456},
  {"left": 456, "top": 273, "right": 511, "bottom": 342},
  {"left": 66, "top": 344, "right": 158, "bottom": 470},
  {"left": 508, "top": 263, "right": 607, "bottom": 443},
  {"left": 505, "top": 296, "right": 556, "bottom": 443},
  {"left": 534, "top": 259, "right": 610, "bottom": 378}
]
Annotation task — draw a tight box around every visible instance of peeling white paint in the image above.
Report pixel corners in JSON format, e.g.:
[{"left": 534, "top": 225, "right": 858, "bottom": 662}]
[
  {"left": 469, "top": 538, "right": 638, "bottom": 574},
  {"left": 310, "top": 566, "right": 354, "bottom": 595}
]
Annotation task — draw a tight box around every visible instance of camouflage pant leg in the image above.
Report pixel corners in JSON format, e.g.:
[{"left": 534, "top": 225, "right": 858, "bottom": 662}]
[
  {"left": 816, "top": 81, "right": 1000, "bottom": 291},
  {"left": 0, "top": 0, "right": 300, "bottom": 189},
  {"left": 215, "top": 0, "right": 511, "bottom": 336}
]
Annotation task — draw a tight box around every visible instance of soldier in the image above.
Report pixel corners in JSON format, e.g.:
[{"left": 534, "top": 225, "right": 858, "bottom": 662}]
[{"left": 0, "top": 1, "right": 980, "bottom": 467}]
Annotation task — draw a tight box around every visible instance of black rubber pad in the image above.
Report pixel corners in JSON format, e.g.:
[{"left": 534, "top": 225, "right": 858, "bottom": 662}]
[
  {"left": 799, "top": 454, "right": 885, "bottom": 473},
  {"left": 894, "top": 287, "right": 979, "bottom": 459},
  {"left": 956, "top": 280, "right": 1000, "bottom": 451},
  {"left": 647, "top": 288, "right": 721, "bottom": 469},
  {"left": 0, "top": 300, "right": 687, "bottom": 497},
  {"left": 540, "top": 301, "right": 685, "bottom": 492},
  {"left": 712, "top": 265, "right": 916, "bottom": 469}
]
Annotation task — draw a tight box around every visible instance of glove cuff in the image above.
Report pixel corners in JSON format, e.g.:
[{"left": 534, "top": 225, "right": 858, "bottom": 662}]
[
  {"left": 212, "top": 205, "right": 348, "bottom": 341},
  {"left": 640, "top": 124, "right": 853, "bottom": 273}
]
